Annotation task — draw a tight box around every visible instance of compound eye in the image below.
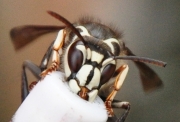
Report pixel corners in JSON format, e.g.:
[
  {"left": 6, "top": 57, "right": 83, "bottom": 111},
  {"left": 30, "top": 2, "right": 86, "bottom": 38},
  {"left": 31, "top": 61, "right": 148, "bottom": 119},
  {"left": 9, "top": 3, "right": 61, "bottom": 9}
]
[
  {"left": 68, "top": 40, "right": 85, "bottom": 73},
  {"left": 100, "top": 64, "right": 116, "bottom": 86}
]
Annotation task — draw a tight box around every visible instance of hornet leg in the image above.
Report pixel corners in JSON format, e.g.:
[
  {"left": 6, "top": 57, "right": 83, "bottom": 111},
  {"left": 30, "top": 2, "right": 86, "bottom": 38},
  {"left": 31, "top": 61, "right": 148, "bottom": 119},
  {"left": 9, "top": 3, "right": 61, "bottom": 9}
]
[
  {"left": 100, "top": 96, "right": 130, "bottom": 122},
  {"left": 41, "top": 29, "right": 66, "bottom": 77},
  {"left": 111, "top": 100, "right": 130, "bottom": 122},
  {"left": 21, "top": 41, "right": 54, "bottom": 102},
  {"left": 105, "top": 64, "right": 129, "bottom": 119},
  {"left": 21, "top": 61, "right": 41, "bottom": 102}
]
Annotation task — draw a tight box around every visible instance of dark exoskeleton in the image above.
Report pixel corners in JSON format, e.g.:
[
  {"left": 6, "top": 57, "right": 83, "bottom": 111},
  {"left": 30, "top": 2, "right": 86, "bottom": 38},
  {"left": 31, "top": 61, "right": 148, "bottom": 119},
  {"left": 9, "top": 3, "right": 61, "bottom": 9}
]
[{"left": 10, "top": 11, "right": 166, "bottom": 122}]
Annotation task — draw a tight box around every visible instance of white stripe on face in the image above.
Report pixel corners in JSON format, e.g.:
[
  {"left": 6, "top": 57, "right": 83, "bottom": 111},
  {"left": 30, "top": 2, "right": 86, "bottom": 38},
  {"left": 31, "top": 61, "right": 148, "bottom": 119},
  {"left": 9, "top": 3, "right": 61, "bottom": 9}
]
[
  {"left": 91, "top": 51, "right": 104, "bottom": 64},
  {"left": 88, "top": 89, "right": 98, "bottom": 102},
  {"left": 86, "top": 48, "right": 91, "bottom": 60},
  {"left": 86, "top": 67, "right": 101, "bottom": 90},
  {"left": 69, "top": 79, "right": 81, "bottom": 93},
  {"left": 103, "top": 38, "right": 119, "bottom": 54},
  {"left": 71, "top": 26, "right": 91, "bottom": 42},
  {"left": 76, "top": 65, "right": 93, "bottom": 86}
]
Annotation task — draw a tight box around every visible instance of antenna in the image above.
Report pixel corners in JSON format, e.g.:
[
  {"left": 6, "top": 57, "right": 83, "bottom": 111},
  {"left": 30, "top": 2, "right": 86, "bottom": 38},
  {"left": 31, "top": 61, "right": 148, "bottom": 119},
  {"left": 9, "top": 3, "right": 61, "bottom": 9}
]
[
  {"left": 113, "top": 56, "right": 166, "bottom": 67},
  {"left": 47, "top": 11, "right": 86, "bottom": 44}
]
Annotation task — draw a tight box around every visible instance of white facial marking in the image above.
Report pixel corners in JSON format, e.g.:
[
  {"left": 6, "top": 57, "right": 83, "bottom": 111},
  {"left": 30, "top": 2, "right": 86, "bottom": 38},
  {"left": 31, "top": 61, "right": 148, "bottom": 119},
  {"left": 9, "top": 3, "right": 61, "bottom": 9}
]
[
  {"left": 104, "top": 38, "right": 119, "bottom": 54},
  {"left": 69, "top": 79, "right": 81, "bottom": 93},
  {"left": 88, "top": 89, "right": 98, "bottom": 102},
  {"left": 86, "top": 67, "right": 101, "bottom": 90},
  {"left": 72, "top": 26, "right": 91, "bottom": 42},
  {"left": 76, "top": 26, "right": 91, "bottom": 36},
  {"left": 76, "top": 65, "right": 93, "bottom": 86},
  {"left": 86, "top": 48, "right": 91, "bottom": 60},
  {"left": 91, "top": 51, "right": 104, "bottom": 64}
]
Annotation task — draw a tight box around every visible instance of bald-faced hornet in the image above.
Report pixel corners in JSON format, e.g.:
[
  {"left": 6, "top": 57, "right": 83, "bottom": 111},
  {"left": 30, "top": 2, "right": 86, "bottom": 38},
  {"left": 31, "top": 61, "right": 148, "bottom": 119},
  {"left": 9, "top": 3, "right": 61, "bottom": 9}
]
[{"left": 10, "top": 11, "right": 166, "bottom": 122}]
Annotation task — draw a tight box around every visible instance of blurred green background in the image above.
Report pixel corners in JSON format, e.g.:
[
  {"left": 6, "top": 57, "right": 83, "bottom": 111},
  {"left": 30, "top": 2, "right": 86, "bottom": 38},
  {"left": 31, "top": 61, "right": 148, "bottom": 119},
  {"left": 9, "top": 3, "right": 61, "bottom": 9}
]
[{"left": 0, "top": 0, "right": 179, "bottom": 121}]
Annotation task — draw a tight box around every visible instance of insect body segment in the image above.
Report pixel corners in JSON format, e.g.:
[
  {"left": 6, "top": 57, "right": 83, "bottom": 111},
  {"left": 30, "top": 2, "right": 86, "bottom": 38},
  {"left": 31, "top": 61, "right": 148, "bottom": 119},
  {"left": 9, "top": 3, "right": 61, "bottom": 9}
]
[
  {"left": 105, "top": 64, "right": 129, "bottom": 116},
  {"left": 10, "top": 11, "right": 166, "bottom": 122}
]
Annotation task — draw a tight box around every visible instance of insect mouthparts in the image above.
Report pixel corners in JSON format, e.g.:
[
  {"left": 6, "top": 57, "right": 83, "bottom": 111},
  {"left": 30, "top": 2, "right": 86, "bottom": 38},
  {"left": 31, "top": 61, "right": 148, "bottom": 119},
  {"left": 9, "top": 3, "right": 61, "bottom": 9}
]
[{"left": 113, "top": 56, "right": 167, "bottom": 67}]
